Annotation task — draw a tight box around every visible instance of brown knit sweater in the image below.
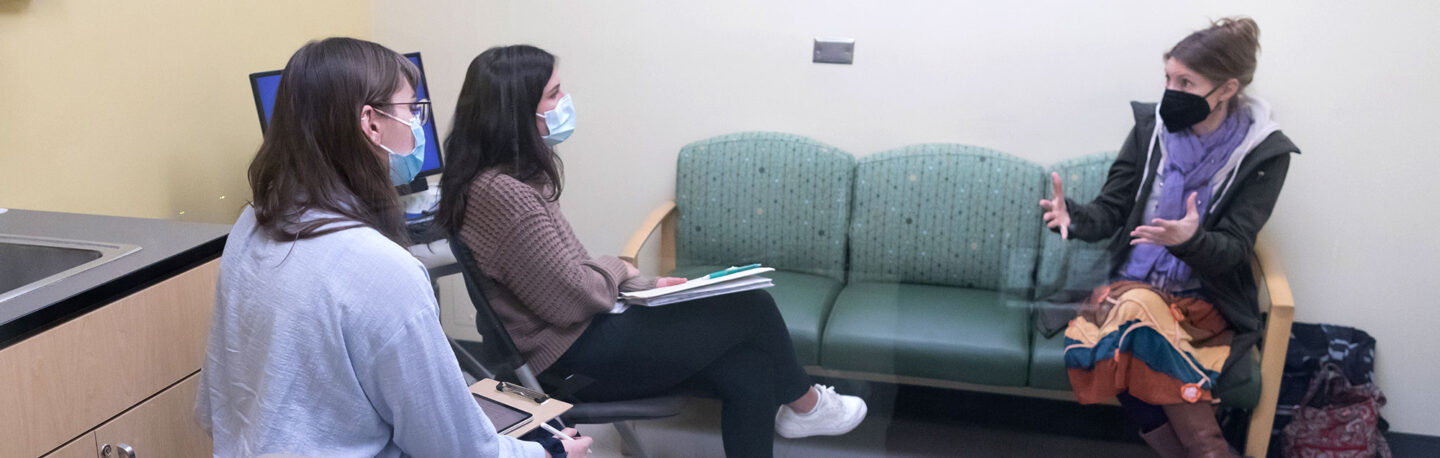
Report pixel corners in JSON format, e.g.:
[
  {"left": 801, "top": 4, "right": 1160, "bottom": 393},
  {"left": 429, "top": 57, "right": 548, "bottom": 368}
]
[{"left": 458, "top": 170, "right": 655, "bottom": 372}]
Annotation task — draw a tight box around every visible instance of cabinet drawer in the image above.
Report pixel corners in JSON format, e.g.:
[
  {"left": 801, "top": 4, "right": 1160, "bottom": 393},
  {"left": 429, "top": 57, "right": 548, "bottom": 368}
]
[
  {"left": 41, "top": 434, "right": 97, "bottom": 458},
  {"left": 95, "top": 373, "right": 212, "bottom": 458},
  {"left": 0, "top": 260, "right": 219, "bottom": 458}
]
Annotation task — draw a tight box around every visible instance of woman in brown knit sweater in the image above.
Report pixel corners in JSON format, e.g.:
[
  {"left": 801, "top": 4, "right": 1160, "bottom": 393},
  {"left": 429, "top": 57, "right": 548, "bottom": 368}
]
[{"left": 436, "top": 45, "right": 868, "bottom": 458}]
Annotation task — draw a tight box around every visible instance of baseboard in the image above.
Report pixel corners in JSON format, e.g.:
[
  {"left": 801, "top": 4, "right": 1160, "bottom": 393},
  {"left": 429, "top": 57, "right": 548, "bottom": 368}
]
[{"left": 1386, "top": 431, "right": 1440, "bottom": 457}]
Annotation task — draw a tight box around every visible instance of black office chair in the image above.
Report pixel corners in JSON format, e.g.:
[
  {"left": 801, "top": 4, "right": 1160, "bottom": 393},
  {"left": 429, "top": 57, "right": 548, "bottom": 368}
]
[{"left": 447, "top": 236, "right": 687, "bottom": 457}]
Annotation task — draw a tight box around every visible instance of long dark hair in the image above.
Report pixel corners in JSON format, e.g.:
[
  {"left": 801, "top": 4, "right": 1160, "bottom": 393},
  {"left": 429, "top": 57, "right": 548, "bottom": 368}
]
[
  {"left": 247, "top": 37, "right": 419, "bottom": 245},
  {"left": 437, "top": 45, "right": 561, "bottom": 234}
]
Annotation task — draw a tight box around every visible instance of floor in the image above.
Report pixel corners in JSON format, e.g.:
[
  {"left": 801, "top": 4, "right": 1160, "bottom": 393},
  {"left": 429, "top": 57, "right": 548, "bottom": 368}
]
[{"left": 569, "top": 381, "right": 1156, "bottom": 457}]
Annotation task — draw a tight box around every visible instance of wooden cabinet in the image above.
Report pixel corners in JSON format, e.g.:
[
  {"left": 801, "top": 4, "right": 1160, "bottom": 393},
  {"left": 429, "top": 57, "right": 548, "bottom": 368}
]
[
  {"left": 2, "top": 260, "right": 219, "bottom": 458},
  {"left": 41, "top": 435, "right": 96, "bottom": 458},
  {"left": 93, "top": 374, "right": 212, "bottom": 458}
]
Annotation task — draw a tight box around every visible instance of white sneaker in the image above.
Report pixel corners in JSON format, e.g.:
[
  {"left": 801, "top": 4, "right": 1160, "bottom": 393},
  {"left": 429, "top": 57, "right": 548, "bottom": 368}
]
[{"left": 774, "top": 384, "right": 868, "bottom": 439}]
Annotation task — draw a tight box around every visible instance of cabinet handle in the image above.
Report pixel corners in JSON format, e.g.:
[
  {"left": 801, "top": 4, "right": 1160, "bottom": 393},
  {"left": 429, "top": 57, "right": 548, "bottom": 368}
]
[
  {"left": 100, "top": 444, "right": 111, "bottom": 458},
  {"left": 116, "top": 443, "right": 136, "bottom": 458}
]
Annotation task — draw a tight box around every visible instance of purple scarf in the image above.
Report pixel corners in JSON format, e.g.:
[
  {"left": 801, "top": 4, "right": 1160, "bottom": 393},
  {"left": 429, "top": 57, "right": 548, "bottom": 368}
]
[{"left": 1122, "top": 109, "right": 1253, "bottom": 290}]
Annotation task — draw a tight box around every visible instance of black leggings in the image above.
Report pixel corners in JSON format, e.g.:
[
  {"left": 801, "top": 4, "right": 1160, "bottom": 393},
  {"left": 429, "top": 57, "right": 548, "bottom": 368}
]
[{"left": 542, "top": 289, "right": 812, "bottom": 458}]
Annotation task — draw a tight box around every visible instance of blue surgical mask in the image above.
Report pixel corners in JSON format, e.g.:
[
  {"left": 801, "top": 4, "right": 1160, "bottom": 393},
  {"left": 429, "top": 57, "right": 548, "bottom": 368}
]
[
  {"left": 376, "top": 109, "right": 427, "bottom": 186},
  {"left": 536, "top": 94, "right": 575, "bottom": 146}
]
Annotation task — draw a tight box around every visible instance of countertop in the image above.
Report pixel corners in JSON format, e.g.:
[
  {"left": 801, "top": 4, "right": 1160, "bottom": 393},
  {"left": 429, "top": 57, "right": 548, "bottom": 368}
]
[{"left": 0, "top": 209, "right": 230, "bottom": 348}]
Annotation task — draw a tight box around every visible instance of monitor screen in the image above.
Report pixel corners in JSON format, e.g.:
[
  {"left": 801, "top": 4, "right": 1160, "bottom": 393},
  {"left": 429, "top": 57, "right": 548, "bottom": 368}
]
[{"left": 248, "top": 52, "right": 443, "bottom": 180}]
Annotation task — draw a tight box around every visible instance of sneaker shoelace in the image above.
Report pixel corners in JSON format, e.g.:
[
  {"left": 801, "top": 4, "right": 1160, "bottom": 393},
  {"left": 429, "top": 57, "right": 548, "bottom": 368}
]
[{"left": 814, "top": 384, "right": 837, "bottom": 411}]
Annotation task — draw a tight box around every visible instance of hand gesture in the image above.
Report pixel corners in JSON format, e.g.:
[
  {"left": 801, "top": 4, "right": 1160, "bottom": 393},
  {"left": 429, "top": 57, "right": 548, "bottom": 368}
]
[
  {"left": 1039, "top": 172, "right": 1071, "bottom": 240},
  {"left": 1130, "top": 192, "right": 1200, "bottom": 247}
]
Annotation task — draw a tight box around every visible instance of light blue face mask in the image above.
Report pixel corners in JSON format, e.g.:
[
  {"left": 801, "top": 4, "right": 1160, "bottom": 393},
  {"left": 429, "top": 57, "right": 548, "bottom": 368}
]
[
  {"left": 376, "top": 109, "right": 427, "bottom": 186},
  {"left": 536, "top": 94, "right": 575, "bottom": 146}
]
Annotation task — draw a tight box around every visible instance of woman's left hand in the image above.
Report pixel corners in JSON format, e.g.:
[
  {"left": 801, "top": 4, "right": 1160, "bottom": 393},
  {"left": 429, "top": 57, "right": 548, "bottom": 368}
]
[{"left": 1130, "top": 192, "right": 1201, "bottom": 247}]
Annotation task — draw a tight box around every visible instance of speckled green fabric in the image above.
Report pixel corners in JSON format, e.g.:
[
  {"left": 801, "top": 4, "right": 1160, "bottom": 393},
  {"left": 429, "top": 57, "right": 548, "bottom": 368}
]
[
  {"left": 847, "top": 144, "right": 1044, "bottom": 294},
  {"left": 1033, "top": 151, "right": 1118, "bottom": 299},
  {"left": 674, "top": 132, "right": 855, "bottom": 281}
]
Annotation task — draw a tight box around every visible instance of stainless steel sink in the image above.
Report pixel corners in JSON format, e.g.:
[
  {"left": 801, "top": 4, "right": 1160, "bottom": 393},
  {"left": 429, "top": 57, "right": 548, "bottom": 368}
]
[{"left": 0, "top": 235, "right": 140, "bottom": 303}]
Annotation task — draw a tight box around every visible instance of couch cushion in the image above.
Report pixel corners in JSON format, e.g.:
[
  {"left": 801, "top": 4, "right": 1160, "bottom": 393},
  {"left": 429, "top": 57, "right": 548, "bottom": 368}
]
[
  {"left": 848, "top": 144, "right": 1044, "bottom": 295},
  {"left": 674, "top": 132, "right": 855, "bottom": 281},
  {"left": 1028, "top": 326, "right": 1073, "bottom": 391},
  {"left": 820, "top": 282, "right": 1032, "bottom": 386},
  {"left": 669, "top": 265, "right": 843, "bottom": 366},
  {"left": 1029, "top": 330, "right": 1264, "bottom": 408}
]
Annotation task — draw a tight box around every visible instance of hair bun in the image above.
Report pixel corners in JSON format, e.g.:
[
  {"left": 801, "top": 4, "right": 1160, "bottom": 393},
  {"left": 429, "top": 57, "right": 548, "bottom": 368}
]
[{"left": 1214, "top": 16, "right": 1261, "bottom": 50}]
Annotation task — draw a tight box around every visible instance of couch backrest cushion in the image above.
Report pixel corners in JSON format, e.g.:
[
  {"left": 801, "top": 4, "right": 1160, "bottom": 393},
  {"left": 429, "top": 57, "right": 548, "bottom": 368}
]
[
  {"left": 675, "top": 132, "right": 855, "bottom": 280},
  {"left": 848, "top": 144, "right": 1045, "bottom": 293},
  {"left": 1034, "top": 151, "right": 1119, "bottom": 299}
]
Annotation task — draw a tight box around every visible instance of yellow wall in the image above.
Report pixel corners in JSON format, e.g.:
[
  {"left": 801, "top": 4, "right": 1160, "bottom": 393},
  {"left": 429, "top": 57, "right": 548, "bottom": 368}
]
[{"left": 0, "top": 0, "right": 371, "bottom": 223}]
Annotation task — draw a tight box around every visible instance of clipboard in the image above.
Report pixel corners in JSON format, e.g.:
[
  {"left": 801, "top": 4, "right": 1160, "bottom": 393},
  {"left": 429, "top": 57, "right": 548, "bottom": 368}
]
[{"left": 468, "top": 379, "right": 572, "bottom": 438}]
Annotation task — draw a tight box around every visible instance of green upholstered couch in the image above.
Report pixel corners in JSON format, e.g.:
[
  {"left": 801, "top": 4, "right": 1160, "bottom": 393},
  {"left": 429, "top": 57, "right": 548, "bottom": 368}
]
[{"left": 621, "top": 132, "right": 1293, "bottom": 457}]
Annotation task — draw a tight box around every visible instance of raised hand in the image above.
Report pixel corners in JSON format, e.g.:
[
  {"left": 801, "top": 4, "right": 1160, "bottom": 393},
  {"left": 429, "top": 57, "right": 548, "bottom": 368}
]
[
  {"left": 1130, "top": 192, "right": 1201, "bottom": 246},
  {"left": 1039, "top": 172, "right": 1071, "bottom": 240}
]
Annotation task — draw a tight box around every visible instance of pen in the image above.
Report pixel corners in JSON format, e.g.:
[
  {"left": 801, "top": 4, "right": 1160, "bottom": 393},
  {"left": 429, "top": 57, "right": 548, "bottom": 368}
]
[
  {"left": 540, "top": 422, "right": 573, "bottom": 441},
  {"left": 706, "top": 263, "right": 761, "bottom": 279}
]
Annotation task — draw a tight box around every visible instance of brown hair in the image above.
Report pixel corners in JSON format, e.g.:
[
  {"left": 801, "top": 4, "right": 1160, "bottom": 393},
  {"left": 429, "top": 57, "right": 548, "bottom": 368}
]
[
  {"left": 247, "top": 37, "right": 419, "bottom": 245},
  {"left": 1165, "top": 17, "right": 1261, "bottom": 104}
]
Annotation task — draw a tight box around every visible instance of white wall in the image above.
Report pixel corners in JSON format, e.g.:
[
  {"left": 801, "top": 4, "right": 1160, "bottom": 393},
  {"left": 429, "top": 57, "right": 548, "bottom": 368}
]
[{"left": 376, "top": 0, "right": 1440, "bottom": 435}]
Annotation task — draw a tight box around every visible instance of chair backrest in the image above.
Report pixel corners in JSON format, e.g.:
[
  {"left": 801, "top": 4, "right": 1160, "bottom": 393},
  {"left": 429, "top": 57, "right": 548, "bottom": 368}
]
[
  {"left": 447, "top": 235, "right": 528, "bottom": 376},
  {"left": 674, "top": 132, "right": 855, "bottom": 281},
  {"left": 847, "top": 144, "right": 1044, "bottom": 295},
  {"left": 1033, "top": 151, "right": 1118, "bottom": 300}
]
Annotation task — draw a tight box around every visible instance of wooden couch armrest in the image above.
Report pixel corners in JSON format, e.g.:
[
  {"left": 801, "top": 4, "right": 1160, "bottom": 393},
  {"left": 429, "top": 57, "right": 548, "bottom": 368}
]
[
  {"left": 1245, "top": 239, "right": 1296, "bottom": 458},
  {"left": 619, "top": 201, "right": 677, "bottom": 272}
]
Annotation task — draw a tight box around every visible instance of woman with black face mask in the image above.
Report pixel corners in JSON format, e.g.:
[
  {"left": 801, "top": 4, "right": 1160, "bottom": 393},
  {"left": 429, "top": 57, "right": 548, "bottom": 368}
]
[{"left": 1038, "top": 17, "right": 1299, "bottom": 458}]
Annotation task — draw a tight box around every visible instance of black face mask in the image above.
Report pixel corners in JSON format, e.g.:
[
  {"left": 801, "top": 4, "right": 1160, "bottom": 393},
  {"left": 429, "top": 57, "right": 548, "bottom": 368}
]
[{"left": 1158, "top": 86, "right": 1221, "bottom": 133}]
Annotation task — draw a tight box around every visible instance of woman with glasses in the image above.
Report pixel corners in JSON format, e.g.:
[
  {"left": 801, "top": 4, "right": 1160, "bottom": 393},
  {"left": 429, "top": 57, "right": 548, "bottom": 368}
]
[
  {"left": 195, "top": 37, "right": 588, "bottom": 458},
  {"left": 436, "top": 45, "right": 868, "bottom": 458}
]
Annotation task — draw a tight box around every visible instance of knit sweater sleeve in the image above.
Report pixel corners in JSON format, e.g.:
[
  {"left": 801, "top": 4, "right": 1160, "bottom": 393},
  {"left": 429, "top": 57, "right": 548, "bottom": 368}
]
[
  {"left": 462, "top": 174, "right": 634, "bottom": 327},
  {"left": 492, "top": 209, "right": 631, "bottom": 326}
]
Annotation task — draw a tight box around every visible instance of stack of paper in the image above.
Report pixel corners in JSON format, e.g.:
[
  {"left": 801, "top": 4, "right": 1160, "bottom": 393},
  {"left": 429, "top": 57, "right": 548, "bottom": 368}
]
[{"left": 615, "top": 266, "right": 776, "bottom": 310}]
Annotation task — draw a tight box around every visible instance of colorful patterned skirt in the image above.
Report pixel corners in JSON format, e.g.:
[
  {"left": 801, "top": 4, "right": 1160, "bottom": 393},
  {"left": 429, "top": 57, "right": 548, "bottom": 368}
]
[{"left": 1064, "top": 281, "right": 1232, "bottom": 405}]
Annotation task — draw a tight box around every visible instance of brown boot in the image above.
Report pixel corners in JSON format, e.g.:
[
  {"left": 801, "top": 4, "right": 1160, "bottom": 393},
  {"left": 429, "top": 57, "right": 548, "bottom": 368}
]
[
  {"left": 1141, "top": 423, "right": 1187, "bottom": 458},
  {"left": 1161, "top": 403, "right": 1239, "bottom": 458}
]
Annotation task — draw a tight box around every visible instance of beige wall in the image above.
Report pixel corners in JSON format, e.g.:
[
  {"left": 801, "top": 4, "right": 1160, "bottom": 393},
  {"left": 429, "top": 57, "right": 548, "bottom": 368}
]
[
  {"left": 378, "top": 0, "right": 1440, "bottom": 435},
  {"left": 0, "top": 0, "right": 371, "bottom": 223}
]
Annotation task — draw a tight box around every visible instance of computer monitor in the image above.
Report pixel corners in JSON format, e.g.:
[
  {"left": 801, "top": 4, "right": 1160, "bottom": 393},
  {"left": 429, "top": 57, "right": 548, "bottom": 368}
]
[{"left": 247, "top": 52, "right": 443, "bottom": 193}]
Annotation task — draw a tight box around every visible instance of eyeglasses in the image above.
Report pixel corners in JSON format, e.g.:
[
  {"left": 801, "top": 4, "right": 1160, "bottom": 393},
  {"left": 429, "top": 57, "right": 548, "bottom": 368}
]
[{"left": 372, "top": 99, "right": 431, "bottom": 125}]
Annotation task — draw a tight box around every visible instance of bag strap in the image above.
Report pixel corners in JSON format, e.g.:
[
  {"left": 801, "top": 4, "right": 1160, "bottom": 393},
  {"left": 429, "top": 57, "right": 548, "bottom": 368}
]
[{"left": 1298, "top": 363, "right": 1346, "bottom": 408}]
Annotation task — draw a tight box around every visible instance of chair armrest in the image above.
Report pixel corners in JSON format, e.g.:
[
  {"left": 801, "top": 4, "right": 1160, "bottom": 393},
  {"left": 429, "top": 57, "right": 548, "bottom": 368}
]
[
  {"left": 620, "top": 201, "right": 677, "bottom": 270},
  {"left": 1245, "top": 238, "right": 1295, "bottom": 458}
]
